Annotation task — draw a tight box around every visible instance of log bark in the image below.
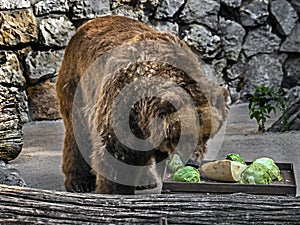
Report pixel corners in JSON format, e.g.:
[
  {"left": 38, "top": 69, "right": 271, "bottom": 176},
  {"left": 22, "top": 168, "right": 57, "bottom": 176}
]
[
  {"left": 0, "top": 84, "right": 28, "bottom": 162},
  {"left": 268, "top": 98, "right": 300, "bottom": 132},
  {"left": 0, "top": 185, "right": 299, "bottom": 224}
]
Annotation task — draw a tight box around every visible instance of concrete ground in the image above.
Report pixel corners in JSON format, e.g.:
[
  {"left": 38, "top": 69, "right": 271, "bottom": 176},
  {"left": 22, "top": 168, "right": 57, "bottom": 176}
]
[{"left": 8, "top": 103, "right": 300, "bottom": 196}]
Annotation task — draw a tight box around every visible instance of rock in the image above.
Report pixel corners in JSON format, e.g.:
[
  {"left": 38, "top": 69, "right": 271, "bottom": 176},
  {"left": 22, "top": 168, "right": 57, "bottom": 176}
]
[
  {"left": 181, "top": 24, "right": 222, "bottom": 59},
  {"left": 280, "top": 23, "right": 300, "bottom": 53},
  {"left": 0, "top": 9, "right": 37, "bottom": 46},
  {"left": 211, "top": 57, "right": 227, "bottom": 84},
  {"left": 226, "top": 54, "right": 248, "bottom": 103},
  {"left": 111, "top": 0, "right": 140, "bottom": 8},
  {"left": 282, "top": 56, "right": 300, "bottom": 89},
  {"left": 0, "top": 51, "right": 26, "bottom": 86},
  {"left": 270, "top": 0, "right": 298, "bottom": 36},
  {"left": 290, "top": 0, "right": 300, "bottom": 14},
  {"left": 243, "top": 25, "right": 281, "bottom": 57},
  {"left": 38, "top": 16, "right": 76, "bottom": 47},
  {"left": 139, "top": 0, "right": 159, "bottom": 10},
  {"left": 239, "top": 0, "right": 269, "bottom": 27},
  {"left": 27, "top": 80, "right": 61, "bottom": 120},
  {"left": 226, "top": 53, "right": 248, "bottom": 80},
  {"left": 15, "top": 46, "right": 32, "bottom": 61},
  {"left": 33, "top": 0, "right": 69, "bottom": 16},
  {"left": 112, "top": 5, "right": 147, "bottom": 22},
  {"left": 151, "top": 20, "right": 179, "bottom": 35},
  {"left": 240, "top": 54, "right": 283, "bottom": 100},
  {"left": 228, "top": 79, "right": 241, "bottom": 103},
  {"left": 0, "top": 0, "right": 30, "bottom": 9},
  {"left": 220, "top": 0, "right": 242, "bottom": 8},
  {"left": 155, "top": 0, "right": 185, "bottom": 19},
  {"left": 69, "top": 0, "right": 111, "bottom": 20},
  {"left": 111, "top": 0, "right": 158, "bottom": 8},
  {"left": 268, "top": 98, "right": 300, "bottom": 132},
  {"left": 219, "top": 18, "right": 246, "bottom": 61},
  {"left": 111, "top": 0, "right": 159, "bottom": 21},
  {"left": 0, "top": 161, "right": 26, "bottom": 187},
  {"left": 111, "top": 0, "right": 136, "bottom": 8},
  {"left": 180, "top": 0, "right": 220, "bottom": 30},
  {"left": 25, "top": 50, "right": 64, "bottom": 84},
  {"left": 277, "top": 53, "right": 289, "bottom": 65},
  {"left": 111, "top": 0, "right": 159, "bottom": 11}
]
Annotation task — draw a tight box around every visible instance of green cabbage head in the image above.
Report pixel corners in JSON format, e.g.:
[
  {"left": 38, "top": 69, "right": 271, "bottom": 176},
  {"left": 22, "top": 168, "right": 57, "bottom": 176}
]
[
  {"left": 240, "top": 163, "right": 272, "bottom": 185},
  {"left": 253, "top": 157, "right": 282, "bottom": 181},
  {"left": 226, "top": 153, "right": 246, "bottom": 165},
  {"left": 173, "top": 166, "right": 200, "bottom": 182}
]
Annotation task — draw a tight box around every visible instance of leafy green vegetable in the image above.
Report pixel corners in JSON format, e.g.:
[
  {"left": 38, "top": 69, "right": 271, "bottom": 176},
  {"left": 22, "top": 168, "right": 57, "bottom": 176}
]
[
  {"left": 226, "top": 153, "right": 246, "bottom": 165},
  {"left": 253, "top": 157, "right": 282, "bottom": 181},
  {"left": 166, "top": 154, "right": 184, "bottom": 173},
  {"left": 173, "top": 166, "right": 200, "bottom": 182},
  {"left": 240, "top": 163, "right": 272, "bottom": 185}
]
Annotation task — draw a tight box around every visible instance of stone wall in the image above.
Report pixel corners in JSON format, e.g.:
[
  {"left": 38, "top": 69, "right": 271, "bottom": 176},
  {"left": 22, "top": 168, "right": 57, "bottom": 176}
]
[{"left": 0, "top": 0, "right": 299, "bottom": 161}]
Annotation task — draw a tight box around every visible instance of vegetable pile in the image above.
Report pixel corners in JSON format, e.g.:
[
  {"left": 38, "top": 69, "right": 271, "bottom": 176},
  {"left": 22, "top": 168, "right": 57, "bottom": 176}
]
[
  {"left": 202, "top": 153, "right": 282, "bottom": 184},
  {"left": 166, "top": 153, "right": 282, "bottom": 185}
]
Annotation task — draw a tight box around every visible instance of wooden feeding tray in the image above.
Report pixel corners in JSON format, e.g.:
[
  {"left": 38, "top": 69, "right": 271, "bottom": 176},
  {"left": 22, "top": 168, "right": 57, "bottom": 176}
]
[{"left": 162, "top": 162, "right": 296, "bottom": 196}]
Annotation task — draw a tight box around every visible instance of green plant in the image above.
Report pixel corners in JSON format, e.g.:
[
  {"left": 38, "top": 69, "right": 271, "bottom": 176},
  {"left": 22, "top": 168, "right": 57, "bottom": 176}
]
[
  {"left": 248, "top": 85, "right": 290, "bottom": 132},
  {"left": 274, "top": 88, "right": 290, "bottom": 131}
]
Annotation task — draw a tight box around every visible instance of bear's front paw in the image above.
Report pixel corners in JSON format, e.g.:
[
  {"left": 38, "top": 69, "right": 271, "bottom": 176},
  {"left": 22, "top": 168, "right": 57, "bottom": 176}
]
[{"left": 64, "top": 174, "right": 96, "bottom": 193}]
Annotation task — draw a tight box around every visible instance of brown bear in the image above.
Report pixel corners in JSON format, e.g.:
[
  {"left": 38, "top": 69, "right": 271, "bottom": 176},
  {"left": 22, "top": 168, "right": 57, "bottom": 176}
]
[{"left": 56, "top": 15, "right": 228, "bottom": 194}]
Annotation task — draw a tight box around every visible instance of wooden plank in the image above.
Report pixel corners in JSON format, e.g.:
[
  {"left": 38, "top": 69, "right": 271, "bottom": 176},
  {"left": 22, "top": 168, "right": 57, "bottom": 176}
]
[
  {"left": 163, "top": 180, "right": 296, "bottom": 195},
  {"left": 0, "top": 184, "right": 299, "bottom": 224}
]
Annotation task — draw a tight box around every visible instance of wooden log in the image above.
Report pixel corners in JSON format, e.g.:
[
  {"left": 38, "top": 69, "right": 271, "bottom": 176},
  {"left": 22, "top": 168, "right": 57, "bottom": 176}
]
[
  {"left": 0, "top": 82, "right": 28, "bottom": 162},
  {"left": 0, "top": 130, "right": 23, "bottom": 162},
  {"left": 268, "top": 98, "right": 300, "bottom": 132},
  {"left": 0, "top": 184, "right": 299, "bottom": 224}
]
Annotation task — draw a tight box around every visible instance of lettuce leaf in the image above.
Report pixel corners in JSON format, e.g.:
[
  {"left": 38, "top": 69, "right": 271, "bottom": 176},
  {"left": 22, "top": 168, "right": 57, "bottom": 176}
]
[
  {"left": 173, "top": 166, "right": 200, "bottom": 182},
  {"left": 253, "top": 157, "right": 282, "bottom": 181},
  {"left": 226, "top": 153, "right": 247, "bottom": 165},
  {"left": 240, "top": 163, "right": 272, "bottom": 185}
]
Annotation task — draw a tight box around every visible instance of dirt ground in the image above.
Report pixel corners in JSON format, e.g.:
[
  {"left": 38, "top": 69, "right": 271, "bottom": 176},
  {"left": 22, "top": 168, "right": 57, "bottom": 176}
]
[{"left": 8, "top": 103, "right": 300, "bottom": 196}]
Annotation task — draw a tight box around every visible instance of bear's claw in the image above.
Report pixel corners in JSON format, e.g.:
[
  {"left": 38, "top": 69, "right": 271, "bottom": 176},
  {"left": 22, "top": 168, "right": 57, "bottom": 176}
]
[{"left": 65, "top": 175, "right": 96, "bottom": 193}]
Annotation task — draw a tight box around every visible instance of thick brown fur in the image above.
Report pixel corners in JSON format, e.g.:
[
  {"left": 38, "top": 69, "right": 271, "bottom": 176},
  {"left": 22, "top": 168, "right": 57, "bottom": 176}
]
[{"left": 56, "top": 15, "right": 228, "bottom": 194}]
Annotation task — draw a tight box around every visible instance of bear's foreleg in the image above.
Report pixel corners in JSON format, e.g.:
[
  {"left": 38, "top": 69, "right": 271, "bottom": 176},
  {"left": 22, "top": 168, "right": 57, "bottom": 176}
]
[
  {"left": 62, "top": 127, "right": 96, "bottom": 192},
  {"left": 95, "top": 173, "right": 135, "bottom": 194}
]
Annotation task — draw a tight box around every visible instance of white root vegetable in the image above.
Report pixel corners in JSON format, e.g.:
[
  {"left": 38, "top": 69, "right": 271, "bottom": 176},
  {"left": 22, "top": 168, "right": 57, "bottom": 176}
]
[{"left": 201, "top": 160, "right": 248, "bottom": 182}]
